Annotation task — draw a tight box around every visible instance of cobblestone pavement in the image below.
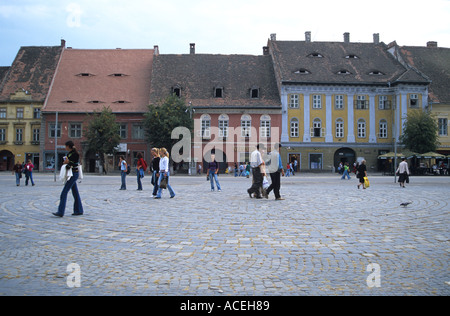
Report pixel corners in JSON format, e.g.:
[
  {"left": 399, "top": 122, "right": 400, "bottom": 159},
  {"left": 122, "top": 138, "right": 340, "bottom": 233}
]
[{"left": 0, "top": 172, "right": 448, "bottom": 296}]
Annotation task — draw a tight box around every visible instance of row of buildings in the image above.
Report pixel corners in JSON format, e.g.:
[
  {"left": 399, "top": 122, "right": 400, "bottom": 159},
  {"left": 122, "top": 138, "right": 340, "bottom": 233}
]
[{"left": 0, "top": 33, "right": 449, "bottom": 173}]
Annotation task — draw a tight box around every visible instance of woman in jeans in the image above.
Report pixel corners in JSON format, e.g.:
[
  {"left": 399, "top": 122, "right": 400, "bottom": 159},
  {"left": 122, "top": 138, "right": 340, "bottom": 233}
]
[
  {"left": 119, "top": 156, "right": 127, "bottom": 190},
  {"left": 150, "top": 148, "right": 160, "bottom": 197},
  {"left": 207, "top": 154, "right": 221, "bottom": 192},
  {"left": 53, "top": 141, "right": 83, "bottom": 217},
  {"left": 154, "top": 147, "right": 175, "bottom": 199}
]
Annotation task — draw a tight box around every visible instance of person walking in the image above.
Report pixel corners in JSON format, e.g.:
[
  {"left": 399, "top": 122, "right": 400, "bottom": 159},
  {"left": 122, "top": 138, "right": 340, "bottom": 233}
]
[
  {"left": 13, "top": 161, "right": 23, "bottom": 186},
  {"left": 357, "top": 160, "right": 368, "bottom": 189},
  {"left": 247, "top": 144, "right": 266, "bottom": 199},
  {"left": 266, "top": 143, "right": 285, "bottom": 200},
  {"left": 207, "top": 154, "right": 222, "bottom": 192},
  {"left": 53, "top": 141, "right": 83, "bottom": 217},
  {"left": 24, "top": 159, "right": 35, "bottom": 186},
  {"left": 136, "top": 152, "right": 147, "bottom": 191},
  {"left": 150, "top": 148, "right": 160, "bottom": 197},
  {"left": 119, "top": 156, "right": 127, "bottom": 190},
  {"left": 396, "top": 158, "right": 410, "bottom": 188},
  {"left": 155, "top": 147, "right": 175, "bottom": 199},
  {"left": 341, "top": 162, "right": 351, "bottom": 180}
]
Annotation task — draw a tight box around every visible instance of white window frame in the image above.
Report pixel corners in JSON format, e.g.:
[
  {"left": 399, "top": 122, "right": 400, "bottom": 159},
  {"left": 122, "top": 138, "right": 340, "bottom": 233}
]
[
  {"left": 241, "top": 115, "right": 252, "bottom": 138},
  {"left": 289, "top": 94, "right": 299, "bottom": 108},
  {"left": 336, "top": 119, "right": 344, "bottom": 138},
  {"left": 379, "top": 119, "right": 388, "bottom": 138},
  {"left": 335, "top": 95, "right": 344, "bottom": 110},
  {"left": 357, "top": 119, "right": 366, "bottom": 138},
  {"left": 312, "top": 95, "right": 322, "bottom": 109},
  {"left": 290, "top": 118, "right": 299, "bottom": 138}
]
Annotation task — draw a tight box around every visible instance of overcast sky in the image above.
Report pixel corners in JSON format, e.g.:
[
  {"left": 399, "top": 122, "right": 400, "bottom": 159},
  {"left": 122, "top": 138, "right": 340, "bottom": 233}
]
[{"left": 1, "top": 0, "right": 450, "bottom": 66}]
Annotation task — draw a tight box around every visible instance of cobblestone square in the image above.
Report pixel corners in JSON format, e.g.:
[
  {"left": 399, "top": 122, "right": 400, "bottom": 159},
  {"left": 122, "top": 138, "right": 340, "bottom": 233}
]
[{"left": 0, "top": 172, "right": 448, "bottom": 295}]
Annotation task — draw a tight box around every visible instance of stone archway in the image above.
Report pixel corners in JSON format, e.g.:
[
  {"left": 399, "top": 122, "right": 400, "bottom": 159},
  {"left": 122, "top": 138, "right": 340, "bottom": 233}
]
[
  {"left": 0, "top": 150, "right": 14, "bottom": 171},
  {"left": 334, "top": 147, "right": 356, "bottom": 172}
]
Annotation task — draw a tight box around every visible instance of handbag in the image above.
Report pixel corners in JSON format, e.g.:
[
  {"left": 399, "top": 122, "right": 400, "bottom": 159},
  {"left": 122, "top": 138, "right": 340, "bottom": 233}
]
[
  {"left": 263, "top": 176, "right": 270, "bottom": 190},
  {"left": 160, "top": 175, "right": 168, "bottom": 189},
  {"left": 364, "top": 177, "right": 370, "bottom": 188}
]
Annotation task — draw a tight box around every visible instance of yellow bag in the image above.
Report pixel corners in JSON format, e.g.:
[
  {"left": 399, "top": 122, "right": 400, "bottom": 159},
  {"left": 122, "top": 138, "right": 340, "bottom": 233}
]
[{"left": 364, "top": 177, "right": 370, "bottom": 188}]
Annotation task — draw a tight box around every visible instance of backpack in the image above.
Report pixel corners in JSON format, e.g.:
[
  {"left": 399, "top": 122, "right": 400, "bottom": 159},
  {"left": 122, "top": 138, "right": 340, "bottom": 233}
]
[{"left": 126, "top": 165, "right": 131, "bottom": 175}]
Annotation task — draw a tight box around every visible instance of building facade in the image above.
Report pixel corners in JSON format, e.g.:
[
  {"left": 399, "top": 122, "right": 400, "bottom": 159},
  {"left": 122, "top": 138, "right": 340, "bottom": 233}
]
[
  {"left": 0, "top": 44, "right": 63, "bottom": 171},
  {"left": 149, "top": 44, "right": 282, "bottom": 173},
  {"left": 268, "top": 33, "right": 430, "bottom": 172},
  {"left": 41, "top": 47, "right": 155, "bottom": 173}
]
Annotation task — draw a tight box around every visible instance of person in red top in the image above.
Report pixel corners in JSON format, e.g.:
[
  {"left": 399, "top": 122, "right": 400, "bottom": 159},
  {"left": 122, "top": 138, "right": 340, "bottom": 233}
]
[
  {"left": 136, "top": 152, "right": 147, "bottom": 191},
  {"left": 13, "top": 161, "right": 23, "bottom": 186},
  {"left": 25, "top": 159, "right": 35, "bottom": 186}
]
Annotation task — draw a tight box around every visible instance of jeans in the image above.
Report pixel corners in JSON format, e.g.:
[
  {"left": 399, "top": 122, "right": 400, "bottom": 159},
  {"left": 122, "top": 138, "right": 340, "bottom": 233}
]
[
  {"left": 120, "top": 171, "right": 127, "bottom": 190},
  {"left": 156, "top": 172, "right": 175, "bottom": 198},
  {"left": 209, "top": 172, "right": 221, "bottom": 191},
  {"left": 152, "top": 171, "right": 159, "bottom": 196},
  {"left": 341, "top": 170, "right": 351, "bottom": 180},
  {"left": 136, "top": 169, "right": 143, "bottom": 190},
  {"left": 57, "top": 172, "right": 83, "bottom": 216},
  {"left": 15, "top": 172, "right": 21, "bottom": 186},
  {"left": 25, "top": 171, "right": 34, "bottom": 186}
]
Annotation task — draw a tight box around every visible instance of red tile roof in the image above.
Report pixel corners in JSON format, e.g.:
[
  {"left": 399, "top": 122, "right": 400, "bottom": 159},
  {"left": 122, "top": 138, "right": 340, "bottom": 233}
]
[{"left": 43, "top": 48, "right": 154, "bottom": 113}]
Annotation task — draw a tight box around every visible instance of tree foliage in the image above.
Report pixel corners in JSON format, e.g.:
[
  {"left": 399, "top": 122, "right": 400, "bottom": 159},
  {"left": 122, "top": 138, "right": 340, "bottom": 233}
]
[
  {"left": 400, "top": 109, "right": 439, "bottom": 153},
  {"left": 143, "top": 94, "right": 193, "bottom": 151},
  {"left": 84, "top": 106, "right": 121, "bottom": 167}
]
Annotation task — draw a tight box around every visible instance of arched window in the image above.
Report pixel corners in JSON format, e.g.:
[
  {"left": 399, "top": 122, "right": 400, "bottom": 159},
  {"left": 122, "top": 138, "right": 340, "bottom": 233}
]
[
  {"left": 241, "top": 114, "right": 252, "bottom": 138},
  {"left": 311, "top": 118, "right": 323, "bottom": 137},
  {"left": 260, "top": 115, "right": 271, "bottom": 138},
  {"left": 200, "top": 114, "right": 211, "bottom": 138},
  {"left": 218, "top": 114, "right": 229, "bottom": 138},
  {"left": 357, "top": 119, "right": 366, "bottom": 138},
  {"left": 290, "top": 118, "right": 299, "bottom": 138},
  {"left": 336, "top": 118, "right": 344, "bottom": 138},
  {"left": 379, "top": 119, "right": 388, "bottom": 138}
]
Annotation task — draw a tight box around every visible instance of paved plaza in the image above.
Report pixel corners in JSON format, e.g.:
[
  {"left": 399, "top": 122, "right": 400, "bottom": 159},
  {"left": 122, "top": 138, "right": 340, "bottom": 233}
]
[{"left": 0, "top": 172, "right": 448, "bottom": 296}]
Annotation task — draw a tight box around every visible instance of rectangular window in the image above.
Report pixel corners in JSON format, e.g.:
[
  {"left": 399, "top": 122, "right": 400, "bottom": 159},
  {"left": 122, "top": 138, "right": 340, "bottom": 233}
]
[
  {"left": 309, "top": 153, "right": 323, "bottom": 170},
  {"left": 241, "top": 120, "right": 251, "bottom": 138},
  {"left": 335, "top": 95, "right": 344, "bottom": 110},
  {"left": 0, "top": 108, "right": 6, "bottom": 119},
  {"left": 219, "top": 120, "right": 229, "bottom": 138},
  {"left": 289, "top": 94, "right": 299, "bottom": 108},
  {"left": 132, "top": 124, "right": 145, "bottom": 140},
  {"left": 312, "top": 95, "right": 322, "bottom": 109},
  {"left": 33, "top": 128, "right": 40, "bottom": 142},
  {"left": 0, "top": 128, "right": 6, "bottom": 141},
  {"left": 17, "top": 108, "right": 24, "bottom": 119},
  {"left": 69, "top": 123, "right": 82, "bottom": 138},
  {"left": 260, "top": 120, "right": 271, "bottom": 138},
  {"left": 379, "top": 121, "right": 388, "bottom": 138},
  {"left": 438, "top": 118, "right": 448, "bottom": 136},
  {"left": 119, "top": 124, "right": 128, "bottom": 139},
  {"left": 357, "top": 120, "right": 366, "bottom": 138},
  {"left": 49, "top": 123, "right": 61, "bottom": 138},
  {"left": 33, "top": 108, "right": 41, "bottom": 119},
  {"left": 409, "top": 94, "right": 419, "bottom": 108},
  {"left": 201, "top": 120, "right": 211, "bottom": 138},
  {"left": 355, "top": 95, "right": 368, "bottom": 109},
  {"left": 16, "top": 128, "right": 23, "bottom": 142},
  {"left": 378, "top": 96, "right": 391, "bottom": 110}
]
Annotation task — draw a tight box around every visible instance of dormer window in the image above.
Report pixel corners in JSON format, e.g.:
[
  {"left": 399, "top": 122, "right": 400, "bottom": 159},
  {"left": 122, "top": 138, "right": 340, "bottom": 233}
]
[
  {"left": 113, "top": 100, "right": 129, "bottom": 104},
  {"left": 294, "top": 68, "right": 311, "bottom": 75},
  {"left": 63, "top": 100, "right": 77, "bottom": 104},
  {"left": 88, "top": 100, "right": 103, "bottom": 104},
  {"left": 250, "top": 87, "right": 260, "bottom": 99},
  {"left": 214, "top": 87, "right": 223, "bottom": 98},
  {"left": 172, "top": 85, "right": 182, "bottom": 97},
  {"left": 110, "top": 73, "right": 128, "bottom": 77},
  {"left": 369, "top": 70, "right": 385, "bottom": 76},
  {"left": 337, "top": 69, "right": 352, "bottom": 75},
  {"left": 77, "top": 73, "right": 94, "bottom": 77},
  {"left": 345, "top": 54, "right": 359, "bottom": 59},
  {"left": 308, "top": 52, "right": 324, "bottom": 58}
]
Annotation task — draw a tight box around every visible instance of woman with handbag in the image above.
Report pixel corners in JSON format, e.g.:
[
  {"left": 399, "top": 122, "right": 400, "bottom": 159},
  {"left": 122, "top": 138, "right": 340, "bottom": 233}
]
[
  {"left": 154, "top": 147, "right": 175, "bottom": 199},
  {"left": 396, "top": 158, "right": 410, "bottom": 188},
  {"left": 357, "top": 160, "right": 368, "bottom": 189},
  {"left": 53, "top": 141, "right": 84, "bottom": 217}
]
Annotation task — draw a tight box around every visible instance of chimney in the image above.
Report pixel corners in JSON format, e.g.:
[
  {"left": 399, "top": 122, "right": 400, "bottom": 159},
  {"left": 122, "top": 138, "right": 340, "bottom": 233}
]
[
  {"left": 190, "top": 43, "right": 195, "bottom": 55},
  {"left": 373, "top": 33, "right": 380, "bottom": 44},
  {"left": 344, "top": 32, "right": 350, "bottom": 43},
  {"left": 305, "top": 31, "right": 311, "bottom": 43},
  {"left": 427, "top": 41, "right": 438, "bottom": 48},
  {"left": 270, "top": 33, "right": 277, "bottom": 41},
  {"left": 153, "top": 45, "right": 159, "bottom": 56},
  {"left": 263, "top": 46, "right": 269, "bottom": 56},
  {"left": 61, "top": 39, "right": 66, "bottom": 47}
]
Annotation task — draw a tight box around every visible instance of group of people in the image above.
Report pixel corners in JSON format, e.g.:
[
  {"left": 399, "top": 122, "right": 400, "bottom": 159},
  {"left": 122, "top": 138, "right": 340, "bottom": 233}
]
[
  {"left": 12, "top": 159, "right": 35, "bottom": 187},
  {"left": 118, "top": 147, "right": 176, "bottom": 199}
]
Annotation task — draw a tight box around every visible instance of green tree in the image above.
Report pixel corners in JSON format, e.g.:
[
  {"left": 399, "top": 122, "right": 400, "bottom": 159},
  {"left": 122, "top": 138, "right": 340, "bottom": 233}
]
[
  {"left": 143, "top": 94, "right": 193, "bottom": 151},
  {"left": 85, "top": 106, "right": 121, "bottom": 173},
  {"left": 400, "top": 109, "right": 439, "bottom": 153}
]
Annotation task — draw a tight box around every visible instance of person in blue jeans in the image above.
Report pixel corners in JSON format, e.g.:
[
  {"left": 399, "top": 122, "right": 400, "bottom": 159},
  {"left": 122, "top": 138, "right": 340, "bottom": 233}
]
[
  {"left": 341, "top": 162, "right": 351, "bottom": 180},
  {"left": 53, "top": 141, "right": 83, "bottom": 217},
  {"left": 155, "top": 147, "right": 175, "bottom": 199},
  {"left": 119, "top": 156, "right": 127, "bottom": 190},
  {"left": 207, "top": 154, "right": 221, "bottom": 192}
]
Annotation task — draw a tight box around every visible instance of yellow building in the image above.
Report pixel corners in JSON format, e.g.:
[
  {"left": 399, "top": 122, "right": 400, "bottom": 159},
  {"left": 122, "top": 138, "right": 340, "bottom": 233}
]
[
  {"left": 268, "top": 32, "right": 431, "bottom": 171},
  {"left": 0, "top": 44, "right": 63, "bottom": 171}
]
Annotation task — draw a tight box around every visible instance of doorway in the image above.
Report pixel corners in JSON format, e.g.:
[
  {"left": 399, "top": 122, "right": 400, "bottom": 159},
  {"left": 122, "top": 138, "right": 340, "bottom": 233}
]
[
  {"left": 334, "top": 148, "right": 356, "bottom": 172},
  {"left": 0, "top": 150, "right": 14, "bottom": 171}
]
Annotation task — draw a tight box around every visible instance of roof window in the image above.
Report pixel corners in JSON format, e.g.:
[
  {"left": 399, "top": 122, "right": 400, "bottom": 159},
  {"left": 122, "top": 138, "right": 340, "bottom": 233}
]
[
  {"left": 294, "top": 68, "right": 311, "bottom": 75},
  {"left": 308, "top": 52, "right": 324, "bottom": 58},
  {"left": 345, "top": 54, "right": 359, "bottom": 59},
  {"left": 77, "top": 73, "right": 94, "bottom": 77},
  {"left": 214, "top": 87, "right": 223, "bottom": 98},
  {"left": 337, "top": 69, "right": 352, "bottom": 75},
  {"left": 369, "top": 70, "right": 385, "bottom": 76}
]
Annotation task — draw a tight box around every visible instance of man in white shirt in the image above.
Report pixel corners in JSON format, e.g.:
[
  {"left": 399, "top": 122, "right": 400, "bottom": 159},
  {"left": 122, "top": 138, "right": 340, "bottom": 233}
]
[{"left": 247, "top": 144, "right": 266, "bottom": 199}]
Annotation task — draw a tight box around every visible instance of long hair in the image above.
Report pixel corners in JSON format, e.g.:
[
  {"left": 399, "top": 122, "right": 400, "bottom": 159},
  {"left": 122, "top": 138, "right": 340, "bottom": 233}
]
[
  {"left": 160, "top": 147, "right": 169, "bottom": 158},
  {"left": 65, "top": 140, "right": 78, "bottom": 154}
]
